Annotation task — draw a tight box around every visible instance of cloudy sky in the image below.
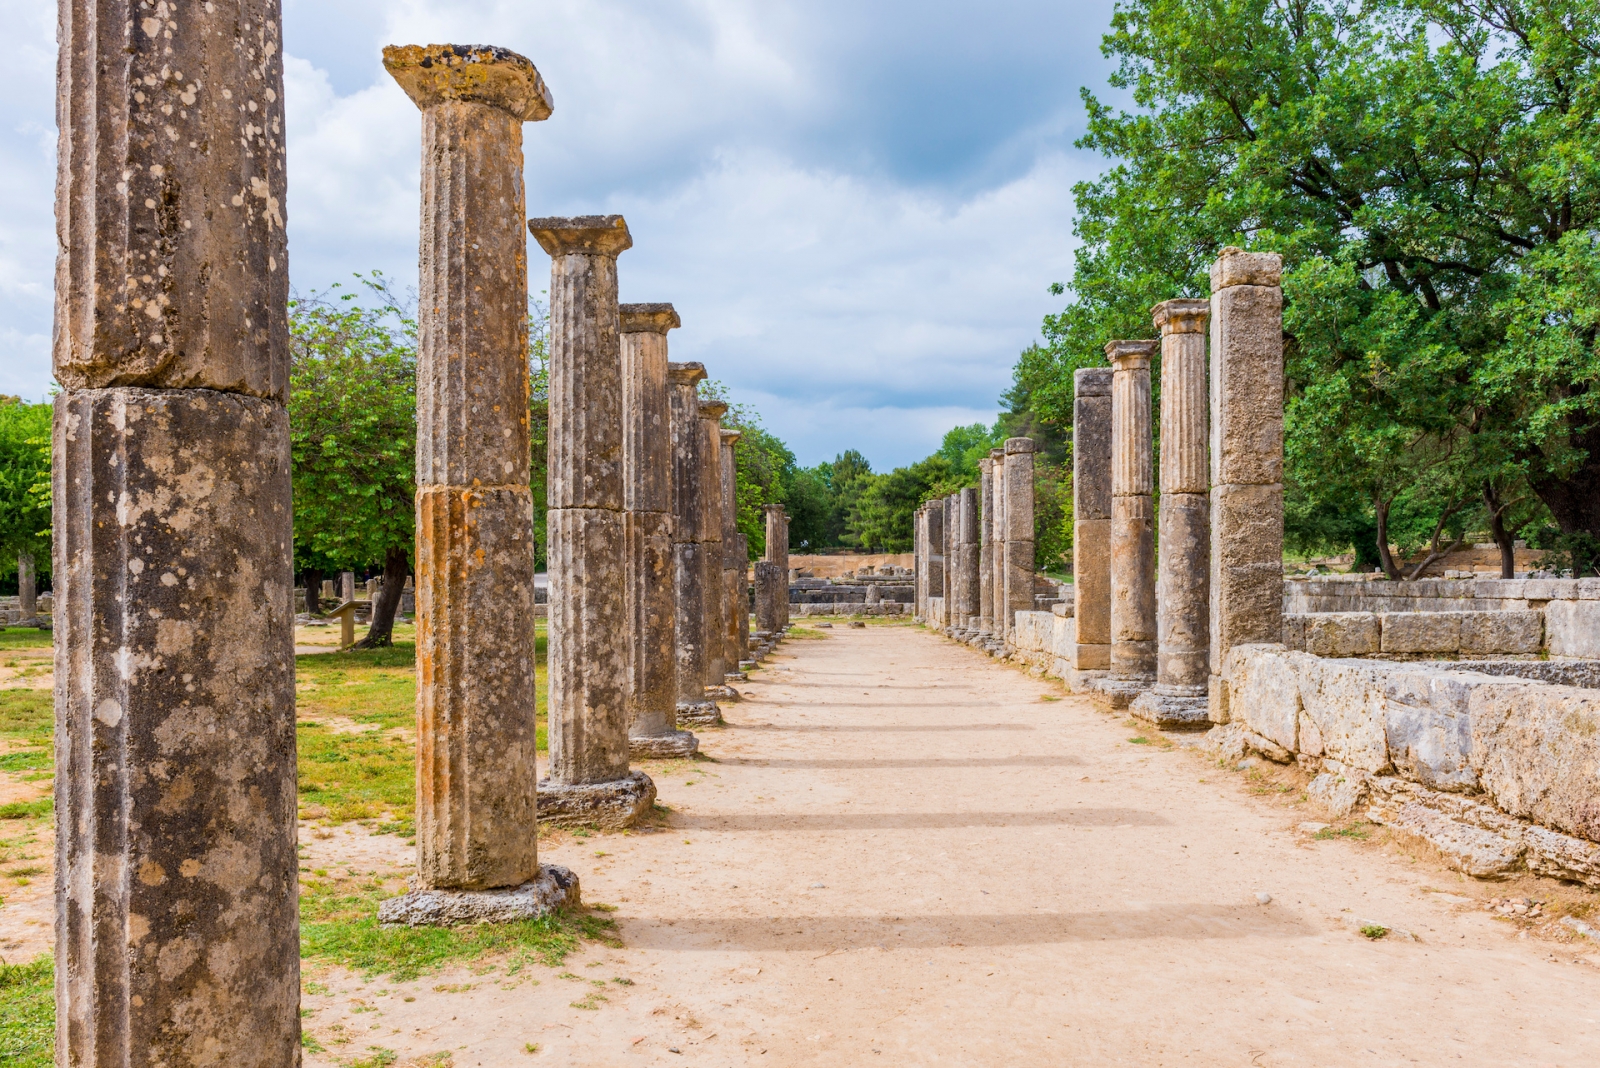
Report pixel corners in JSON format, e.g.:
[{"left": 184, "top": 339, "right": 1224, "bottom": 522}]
[{"left": 0, "top": 0, "right": 1119, "bottom": 469}]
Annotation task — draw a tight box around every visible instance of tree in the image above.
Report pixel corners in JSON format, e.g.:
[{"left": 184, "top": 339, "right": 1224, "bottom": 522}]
[
  {"left": 698, "top": 380, "right": 802, "bottom": 560},
  {"left": 0, "top": 397, "right": 51, "bottom": 601},
  {"left": 288, "top": 274, "right": 417, "bottom": 646}
]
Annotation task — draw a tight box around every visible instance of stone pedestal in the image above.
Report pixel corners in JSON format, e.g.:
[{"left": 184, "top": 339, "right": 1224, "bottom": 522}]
[
  {"left": 621, "top": 304, "right": 697, "bottom": 759},
  {"left": 529, "top": 214, "right": 655, "bottom": 828},
  {"left": 1003, "top": 439, "right": 1036, "bottom": 641},
  {"left": 978, "top": 458, "right": 996, "bottom": 637},
  {"left": 1133, "top": 299, "right": 1212, "bottom": 730},
  {"left": 1096, "top": 340, "right": 1157, "bottom": 708},
  {"left": 1208, "top": 248, "right": 1285, "bottom": 723},
  {"left": 1071, "top": 368, "right": 1113, "bottom": 689},
  {"left": 670, "top": 363, "right": 721, "bottom": 725},
  {"left": 52, "top": 4, "right": 302, "bottom": 1057},
  {"left": 700, "top": 402, "right": 737, "bottom": 700}
]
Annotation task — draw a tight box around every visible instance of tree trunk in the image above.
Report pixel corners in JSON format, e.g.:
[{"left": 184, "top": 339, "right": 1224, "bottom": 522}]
[
  {"left": 303, "top": 567, "right": 323, "bottom": 616},
  {"left": 354, "top": 545, "right": 409, "bottom": 649},
  {"left": 1374, "top": 496, "right": 1401, "bottom": 580},
  {"left": 1529, "top": 421, "right": 1600, "bottom": 575},
  {"left": 1484, "top": 481, "right": 1517, "bottom": 579}
]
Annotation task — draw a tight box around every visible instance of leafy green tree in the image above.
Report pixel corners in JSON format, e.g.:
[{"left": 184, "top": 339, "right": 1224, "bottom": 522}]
[
  {"left": 288, "top": 274, "right": 417, "bottom": 646},
  {"left": 698, "top": 380, "right": 802, "bottom": 560},
  {"left": 0, "top": 397, "right": 51, "bottom": 600}
]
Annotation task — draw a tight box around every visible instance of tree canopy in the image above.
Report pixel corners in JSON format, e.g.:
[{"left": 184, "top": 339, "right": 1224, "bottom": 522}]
[{"left": 0, "top": 397, "right": 51, "bottom": 584}]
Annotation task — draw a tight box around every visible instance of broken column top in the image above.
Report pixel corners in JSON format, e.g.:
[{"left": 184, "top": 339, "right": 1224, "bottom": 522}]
[
  {"left": 1151, "top": 298, "right": 1210, "bottom": 332},
  {"left": 1210, "top": 247, "right": 1283, "bottom": 290},
  {"left": 1005, "top": 437, "right": 1035, "bottom": 455},
  {"left": 989, "top": 448, "right": 1005, "bottom": 460},
  {"left": 383, "top": 45, "right": 554, "bottom": 120},
  {"left": 720, "top": 429, "right": 742, "bottom": 445},
  {"left": 528, "top": 215, "right": 633, "bottom": 257},
  {"left": 620, "top": 303, "right": 681, "bottom": 333},
  {"left": 668, "top": 361, "right": 707, "bottom": 385},
  {"left": 1074, "top": 367, "right": 1113, "bottom": 395},
  {"left": 699, "top": 401, "right": 729, "bottom": 419},
  {"left": 1105, "top": 339, "right": 1158, "bottom": 367}
]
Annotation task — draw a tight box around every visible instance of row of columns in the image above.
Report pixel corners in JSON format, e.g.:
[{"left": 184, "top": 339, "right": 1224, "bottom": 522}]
[
  {"left": 1070, "top": 249, "right": 1284, "bottom": 728},
  {"left": 51, "top": 23, "right": 786, "bottom": 1060}
]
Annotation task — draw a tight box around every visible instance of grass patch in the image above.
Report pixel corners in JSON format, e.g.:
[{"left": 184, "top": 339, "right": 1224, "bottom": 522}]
[
  {"left": 0, "top": 955, "right": 52, "bottom": 1068},
  {"left": 0, "top": 797, "right": 52, "bottom": 820},
  {"left": 0, "top": 629, "right": 52, "bottom": 653},
  {"left": 784, "top": 626, "right": 829, "bottom": 639},
  {"left": 0, "top": 689, "right": 51, "bottom": 745},
  {"left": 299, "top": 875, "right": 619, "bottom": 982},
  {"left": 1314, "top": 822, "right": 1372, "bottom": 841},
  {"left": 1359, "top": 924, "right": 1389, "bottom": 940}
]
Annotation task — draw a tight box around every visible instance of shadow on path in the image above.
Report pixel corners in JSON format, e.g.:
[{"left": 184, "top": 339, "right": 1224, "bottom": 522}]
[
  {"left": 670, "top": 808, "right": 1169, "bottom": 831},
  {"left": 712, "top": 755, "right": 1086, "bottom": 769}
]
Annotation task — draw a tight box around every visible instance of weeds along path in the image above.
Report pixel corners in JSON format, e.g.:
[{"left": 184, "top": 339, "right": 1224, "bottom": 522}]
[{"left": 293, "top": 620, "right": 1600, "bottom": 1066}]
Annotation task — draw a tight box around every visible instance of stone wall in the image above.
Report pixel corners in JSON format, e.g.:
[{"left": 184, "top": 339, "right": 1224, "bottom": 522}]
[
  {"left": 1286, "top": 575, "right": 1600, "bottom": 613},
  {"left": 1281, "top": 602, "right": 1600, "bottom": 659}
]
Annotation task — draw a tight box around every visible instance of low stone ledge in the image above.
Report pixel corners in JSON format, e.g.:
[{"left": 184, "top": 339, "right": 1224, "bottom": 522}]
[{"left": 378, "top": 865, "right": 580, "bottom": 927}]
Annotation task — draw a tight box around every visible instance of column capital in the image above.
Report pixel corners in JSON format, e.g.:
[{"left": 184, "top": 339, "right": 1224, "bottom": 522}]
[
  {"left": 720, "top": 429, "right": 742, "bottom": 446},
  {"left": 667, "top": 361, "right": 707, "bottom": 385},
  {"left": 699, "top": 400, "right": 729, "bottom": 420},
  {"left": 529, "top": 215, "right": 632, "bottom": 257},
  {"left": 764, "top": 503, "right": 785, "bottom": 515},
  {"left": 619, "top": 303, "right": 681, "bottom": 334},
  {"left": 1105, "top": 339, "right": 1157, "bottom": 369},
  {"left": 1004, "top": 437, "right": 1035, "bottom": 455},
  {"left": 383, "top": 44, "right": 553, "bottom": 121},
  {"left": 989, "top": 448, "right": 1005, "bottom": 460},
  {"left": 1210, "top": 246, "right": 1282, "bottom": 291},
  {"left": 1152, "top": 298, "right": 1210, "bottom": 334},
  {"left": 1074, "top": 366, "right": 1113, "bottom": 396}
]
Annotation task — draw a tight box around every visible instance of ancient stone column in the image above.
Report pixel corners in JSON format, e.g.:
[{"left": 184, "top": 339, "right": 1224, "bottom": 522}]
[
  {"left": 620, "top": 304, "right": 697, "bottom": 759},
  {"left": 758, "top": 503, "right": 786, "bottom": 635},
  {"left": 957, "top": 487, "right": 981, "bottom": 631},
  {"left": 1097, "top": 340, "right": 1158, "bottom": 706},
  {"left": 53, "top": 2, "right": 300, "bottom": 1058},
  {"left": 938, "top": 495, "right": 954, "bottom": 628},
  {"left": 1070, "top": 368, "right": 1114, "bottom": 689},
  {"left": 700, "top": 401, "right": 736, "bottom": 699},
  {"left": 16, "top": 552, "right": 37, "bottom": 626},
  {"left": 528, "top": 214, "right": 655, "bottom": 828},
  {"left": 978, "top": 458, "right": 995, "bottom": 636},
  {"left": 764, "top": 502, "right": 790, "bottom": 629},
  {"left": 720, "top": 428, "right": 749, "bottom": 675},
  {"left": 989, "top": 448, "right": 1008, "bottom": 645},
  {"left": 1209, "top": 248, "right": 1285, "bottom": 723},
  {"left": 1134, "top": 300, "right": 1213, "bottom": 728},
  {"left": 382, "top": 49, "right": 582, "bottom": 913},
  {"left": 1003, "top": 439, "right": 1037, "bottom": 641},
  {"left": 913, "top": 505, "right": 926, "bottom": 620},
  {"left": 924, "top": 498, "right": 945, "bottom": 628},
  {"left": 779, "top": 512, "right": 792, "bottom": 627},
  {"left": 669, "top": 363, "right": 721, "bottom": 724}
]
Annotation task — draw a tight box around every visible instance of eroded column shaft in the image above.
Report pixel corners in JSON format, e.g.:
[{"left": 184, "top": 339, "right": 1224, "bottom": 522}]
[
  {"left": 1072, "top": 368, "right": 1113, "bottom": 673},
  {"left": 53, "top": 1, "right": 299, "bottom": 1059},
  {"left": 1003, "top": 439, "right": 1036, "bottom": 630},
  {"left": 978, "top": 459, "right": 995, "bottom": 633},
  {"left": 990, "top": 449, "right": 1007, "bottom": 639},
  {"left": 924, "top": 498, "right": 945, "bottom": 623},
  {"left": 956, "top": 487, "right": 980, "bottom": 625},
  {"left": 720, "top": 430, "right": 745, "bottom": 669},
  {"left": 1109, "top": 341, "right": 1158, "bottom": 681},
  {"left": 1155, "top": 299, "right": 1212, "bottom": 696},
  {"left": 669, "top": 364, "right": 718, "bottom": 721},
  {"left": 700, "top": 403, "right": 728, "bottom": 689}
]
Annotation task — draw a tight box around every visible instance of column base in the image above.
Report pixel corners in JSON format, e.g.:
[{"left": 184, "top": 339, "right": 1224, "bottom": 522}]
[
  {"left": 1065, "top": 668, "right": 1108, "bottom": 694},
  {"left": 1089, "top": 676, "right": 1152, "bottom": 710},
  {"left": 725, "top": 671, "right": 749, "bottom": 683},
  {"left": 537, "top": 771, "right": 657, "bottom": 830},
  {"left": 739, "top": 660, "right": 758, "bottom": 671},
  {"left": 677, "top": 700, "right": 724, "bottom": 726},
  {"left": 707, "top": 684, "right": 740, "bottom": 701},
  {"left": 378, "top": 865, "right": 580, "bottom": 927},
  {"left": 1129, "top": 690, "right": 1212, "bottom": 730},
  {"left": 629, "top": 730, "right": 699, "bottom": 759}
]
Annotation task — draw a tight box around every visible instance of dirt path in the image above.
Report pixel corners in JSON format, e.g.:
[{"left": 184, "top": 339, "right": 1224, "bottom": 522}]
[{"left": 292, "top": 623, "right": 1600, "bottom": 1066}]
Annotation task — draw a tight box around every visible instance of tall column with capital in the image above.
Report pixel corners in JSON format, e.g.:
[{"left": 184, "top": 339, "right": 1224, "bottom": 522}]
[
  {"left": 52, "top": 2, "right": 303, "bottom": 1056},
  {"left": 1133, "top": 300, "right": 1213, "bottom": 728},
  {"left": 1003, "top": 439, "right": 1036, "bottom": 640},
  {"left": 528, "top": 214, "right": 655, "bottom": 827},
  {"left": 621, "top": 304, "right": 697, "bottom": 758},
  {"left": 1095, "top": 340, "right": 1158, "bottom": 707},
  {"left": 978, "top": 458, "right": 996, "bottom": 636},
  {"left": 700, "top": 402, "right": 737, "bottom": 700},
  {"left": 1209, "top": 249, "right": 1285, "bottom": 722},
  {"left": 1069, "top": 368, "right": 1113, "bottom": 689},
  {"left": 720, "top": 428, "right": 750, "bottom": 675},
  {"left": 957, "top": 486, "right": 981, "bottom": 631},
  {"left": 669, "top": 364, "right": 721, "bottom": 724}
]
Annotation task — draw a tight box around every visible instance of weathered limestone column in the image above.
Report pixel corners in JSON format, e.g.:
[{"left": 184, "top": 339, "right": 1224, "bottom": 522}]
[
  {"left": 620, "top": 304, "right": 697, "bottom": 759},
  {"left": 720, "top": 428, "right": 749, "bottom": 676},
  {"left": 758, "top": 503, "right": 787, "bottom": 635},
  {"left": 941, "top": 495, "right": 956, "bottom": 628},
  {"left": 1003, "top": 439, "right": 1037, "bottom": 641},
  {"left": 924, "top": 498, "right": 945, "bottom": 627},
  {"left": 957, "top": 486, "right": 981, "bottom": 631},
  {"left": 700, "top": 401, "right": 737, "bottom": 700},
  {"left": 765, "top": 502, "right": 791, "bottom": 629},
  {"left": 978, "top": 459, "right": 996, "bottom": 637},
  {"left": 382, "top": 50, "right": 582, "bottom": 911},
  {"left": 1209, "top": 248, "right": 1285, "bottom": 723},
  {"left": 1070, "top": 368, "right": 1114, "bottom": 689},
  {"left": 670, "top": 364, "right": 722, "bottom": 725},
  {"left": 528, "top": 214, "right": 656, "bottom": 828},
  {"left": 53, "top": 2, "right": 299, "bottom": 1057},
  {"left": 1096, "top": 340, "right": 1158, "bottom": 707},
  {"left": 989, "top": 448, "right": 1008, "bottom": 647},
  {"left": 913, "top": 505, "right": 926, "bottom": 621},
  {"left": 16, "top": 552, "right": 37, "bottom": 627},
  {"left": 1134, "top": 299, "right": 1213, "bottom": 728}
]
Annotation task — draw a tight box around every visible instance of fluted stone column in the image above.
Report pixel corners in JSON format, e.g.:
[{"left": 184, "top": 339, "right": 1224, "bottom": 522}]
[
  {"left": 1003, "top": 439, "right": 1036, "bottom": 642},
  {"left": 924, "top": 498, "right": 945, "bottom": 628},
  {"left": 913, "top": 505, "right": 926, "bottom": 621},
  {"left": 380, "top": 45, "right": 581, "bottom": 918},
  {"left": 669, "top": 364, "right": 721, "bottom": 725},
  {"left": 1096, "top": 340, "right": 1158, "bottom": 707},
  {"left": 700, "top": 401, "right": 737, "bottom": 700},
  {"left": 1133, "top": 299, "right": 1213, "bottom": 728},
  {"left": 52, "top": 2, "right": 300, "bottom": 1058},
  {"left": 527, "top": 214, "right": 655, "bottom": 828},
  {"left": 989, "top": 448, "right": 1008, "bottom": 647},
  {"left": 621, "top": 304, "right": 697, "bottom": 759},
  {"left": 957, "top": 487, "right": 981, "bottom": 632},
  {"left": 720, "top": 428, "right": 749, "bottom": 676},
  {"left": 1070, "top": 368, "right": 1113, "bottom": 690},
  {"left": 941, "top": 495, "right": 956, "bottom": 628},
  {"left": 765, "top": 502, "right": 791, "bottom": 629},
  {"left": 1209, "top": 248, "right": 1285, "bottom": 723},
  {"left": 978, "top": 459, "right": 996, "bottom": 637},
  {"left": 16, "top": 552, "right": 37, "bottom": 627},
  {"left": 757, "top": 503, "right": 787, "bottom": 636}
]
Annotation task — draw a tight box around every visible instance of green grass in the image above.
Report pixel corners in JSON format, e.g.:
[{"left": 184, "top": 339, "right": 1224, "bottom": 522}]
[
  {"left": 0, "top": 689, "right": 50, "bottom": 745},
  {"left": 0, "top": 629, "right": 52, "bottom": 653},
  {"left": 0, "top": 955, "right": 52, "bottom": 1068},
  {"left": 0, "top": 797, "right": 52, "bottom": 820},
  {"left": 1360, "top": 924, "right": 1389, "bottom": 940},
  {"left": 1314, "top": 822, "right": 1372, "bottom": 841}
]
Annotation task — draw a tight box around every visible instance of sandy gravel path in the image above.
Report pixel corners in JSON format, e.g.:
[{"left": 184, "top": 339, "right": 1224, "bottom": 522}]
[{"left": 292, "top": 622, "right": 1600, "bottom": 1066}]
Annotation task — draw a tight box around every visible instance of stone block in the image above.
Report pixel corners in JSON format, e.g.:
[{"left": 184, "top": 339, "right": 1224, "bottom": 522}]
[
  {"left": 1209, "top": 247, "right": 1283, "bottom": 289},
  {"left": 1281, "top": 613, "right": 1307, "bottom": 651},
  {"left": 1469, "top": 683, "right": 1600, "bottom": 842},
  {"left": 1295, "top": 658, "right": 1394, "bottom": 773},
  {"left": 1307, "top": 771, "right": 1368, "bottom": 819},
  {"left": 1458, "top": 611, "right": 1543, "bottom": 655},
  {"left": 1227, "top": 643, "right": 1300, "bottom": 751},
  {"left": 1578, "top": 577, "right": 1600, "bottom": 600},
  {"left": 1379, "top": 611, "right": 1461, "bottom": 654},
  {"left": 1072, "top": 518, "right": 1111, "bottom": 645},
  {"left": 1472, "top": 579, "right": 1526, "bottom": 600},
  {"left": 1378, "top": 669, "right": 1485, "bottom": 791},
  {"left": 1545, "top": 600, "right": 1600, "bottom": 658},
  {"left": 1209, "top": 483, "right": 1284, "bottom": 668},
  {"left": 1209, "top": 286, "right": 1284, "bottom": 486},
  {"left": 1303, "top": 613, "right": 1380, "bottom": 657},
  {"left": 1523, "top": 579, "right": 1559, "bottom": 600}
]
